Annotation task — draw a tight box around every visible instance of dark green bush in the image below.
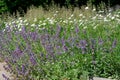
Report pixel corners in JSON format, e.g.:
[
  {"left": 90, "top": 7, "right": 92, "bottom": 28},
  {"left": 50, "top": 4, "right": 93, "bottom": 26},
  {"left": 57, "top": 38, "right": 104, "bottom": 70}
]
[
  {"left": 0, "top": 0, "right": 8, "bottom": 14},
  {"left": 0, "top": 0, "right": 120, "bottom": 15}
]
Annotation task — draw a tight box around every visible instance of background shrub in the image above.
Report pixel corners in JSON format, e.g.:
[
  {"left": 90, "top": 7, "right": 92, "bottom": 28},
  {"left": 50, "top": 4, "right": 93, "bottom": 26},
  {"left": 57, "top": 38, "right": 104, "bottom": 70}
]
[{"left": 0, "top": 0, "right": 120, "bottom": 15}]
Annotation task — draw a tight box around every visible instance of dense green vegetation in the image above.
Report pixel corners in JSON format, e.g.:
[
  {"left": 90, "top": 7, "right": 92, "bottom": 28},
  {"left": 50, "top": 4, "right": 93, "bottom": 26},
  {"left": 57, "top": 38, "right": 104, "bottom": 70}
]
[{"left": 0, "top": 6, "right": 120, "bottom": 80}]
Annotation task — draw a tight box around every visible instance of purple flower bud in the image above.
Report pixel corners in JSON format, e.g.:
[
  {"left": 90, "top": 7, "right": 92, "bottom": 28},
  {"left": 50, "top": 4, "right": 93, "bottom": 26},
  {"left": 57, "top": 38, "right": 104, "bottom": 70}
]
[
  {"left": 21, "top": 32, "right": 28, "bottom": 41},
  {"left": 78, "top": 40, "right": 87, "bottom": 54},
  {"left": 75, "top": 26, "right": 79, "bottom": 34},
  {"left": 30, "top": 57, "right": 36, "bottom": 65},
  {"left": 12, "top": 46, "right": 23, "bottom": 59},
  {"left": 56, "top": 25, "right": 62, "bottom": 37},
  {"left": 61, "top": 37, "right": 68, "bottom": 52},
  {"left": 61, "top": 37, "right": 65, "bottom": 46},
  {"left": 30, "top": 53, "right": 37, "bottom": 66},
  {"left": 45, "top": 44, "right": 52, "bottom": 52},
  {"left": 2, "top": 74, "right": 10, "bottom": 80},
  {"left": 21, "top": 26, "right": 26, "bottom": 33},
  {"left": 29, "top": 32, "right": 38, "bottom": 41},
  {"left": 90, "top": 38, "right": 96, "bottom": 50},
  {"left": 112, "top": 39, "right": 117, "bottom": 48},
  {"left": 21, "top": 64, "right": 26, "bottom": 75},
  {"left": 80, "top": 40, "right": 87, "bottom": 49},
  {"left": 62, "top": 45, "right": 68, "bottom": 52},
  {"left": 98, "top": 38, "right": 103, "bottom": 45},
  {"left": 40, "top": 34, "right": 50, "bottom": 46}
]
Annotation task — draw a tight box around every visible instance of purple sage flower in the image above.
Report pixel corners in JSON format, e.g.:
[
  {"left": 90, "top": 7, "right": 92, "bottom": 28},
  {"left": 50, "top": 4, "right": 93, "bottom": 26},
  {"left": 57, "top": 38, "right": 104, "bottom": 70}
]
[
  {"left": 98, "top": 38, "right": 103, "bottom": 45},
  {"left": 30, "top": 56, "right": 36, "bottom": 65},
  {"left": 2, "top": 74, "right": 10, "bottom": 80},
  {"left": 12, "top": 46, "right": 23, "bottom": 59},
  {"left": 29, "top": 53, "right": 37, "bottom": 66},
  {"left": 90, "top": 38, "right": 96, "bottom": 50},
  {"left": 78, "top": 40, "right": 87, "bottom": 54},
  {"left": 80, "top": 40, "right": 87, "bottom": 49},
  {"left": 29, "top": 32, "right": 38, "bottom": 41},
  {"left": 112, "top": 39, "right": 117, "bottom": 48},
  {"left": 56, "top": 25, "right": 62, "bottom": 37},
  {"left": 75, "top": 26, "right": 79, "bottom": 34},
  {"left": 21, "top": 26, "right": 26, "bottom": 33},
  {"left": 61, "top": 37, "right": 65, "bottom": 46},
  {"left": 21, "top": 64, "right": 26, "bottom": 75}
]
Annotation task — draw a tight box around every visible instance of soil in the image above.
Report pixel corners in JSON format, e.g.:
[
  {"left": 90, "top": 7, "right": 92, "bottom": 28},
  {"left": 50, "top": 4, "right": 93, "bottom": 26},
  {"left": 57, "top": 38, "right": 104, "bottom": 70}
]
[
  {"left": 93, "top": 77, "right": 113, "bottom": 80},
  {"left": 0, "top": 62, "right": 14, "bottom": 80}
]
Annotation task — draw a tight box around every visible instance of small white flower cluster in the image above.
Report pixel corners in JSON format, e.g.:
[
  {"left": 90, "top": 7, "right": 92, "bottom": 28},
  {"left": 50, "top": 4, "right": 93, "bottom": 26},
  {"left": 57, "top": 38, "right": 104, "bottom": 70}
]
[
  {"left": 4, "top": 17, "right": 29, "bottom": 32},
  {"left": 3, "top": 10, "right": 120, "bottom": 32}
]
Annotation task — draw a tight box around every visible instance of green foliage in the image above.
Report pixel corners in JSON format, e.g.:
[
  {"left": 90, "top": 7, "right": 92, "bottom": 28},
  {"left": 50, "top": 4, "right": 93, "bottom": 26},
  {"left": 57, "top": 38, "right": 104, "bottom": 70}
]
[{"left": 0, "top": 0, "right": 8, "bottom": 14}]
